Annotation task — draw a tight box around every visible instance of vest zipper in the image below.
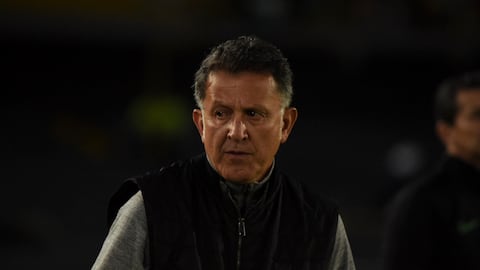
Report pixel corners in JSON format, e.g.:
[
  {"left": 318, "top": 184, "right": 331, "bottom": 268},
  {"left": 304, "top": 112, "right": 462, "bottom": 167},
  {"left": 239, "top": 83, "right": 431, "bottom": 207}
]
[
  {"left": 236, "top": 217, "right": 246, "bottom": 270},
  {"left": 223, "top": 185, "right": 248, "bottom": 270}
]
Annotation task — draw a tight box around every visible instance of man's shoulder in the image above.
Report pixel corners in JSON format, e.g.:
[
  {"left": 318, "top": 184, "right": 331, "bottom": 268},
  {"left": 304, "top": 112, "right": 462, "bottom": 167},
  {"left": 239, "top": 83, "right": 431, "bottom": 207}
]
[
  {"left": 398, "top": 161, "right": 453, "bottom": 202},
  {"left": 133, "top": 153, "right": 205, "bottom": 186},
  {"left": 386, "top": 160, "right": 456, "bottom": 218},
  {"left": 107, "top": 154, "right": 205, "bottom": 226},
  {"left": 278, "top": 174, "right": 339, "bottom": 240},
  {"left": 280, "top": 173, "right": 339, "bottom": 218}
]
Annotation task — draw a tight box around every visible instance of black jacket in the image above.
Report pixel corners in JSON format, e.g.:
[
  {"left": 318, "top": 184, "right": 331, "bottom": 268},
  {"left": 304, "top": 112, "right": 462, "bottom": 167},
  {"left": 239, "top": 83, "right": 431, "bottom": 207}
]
[
  {"left": 108, "top": 153, "right": 339, "bottom": 270},
  {"left": 382, "top": 155, "right": 480, "bottom": 270}
]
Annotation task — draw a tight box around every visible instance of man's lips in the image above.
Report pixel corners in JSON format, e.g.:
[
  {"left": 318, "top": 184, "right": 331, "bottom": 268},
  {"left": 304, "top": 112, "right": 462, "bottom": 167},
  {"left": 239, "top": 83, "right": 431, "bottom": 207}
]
[{"left": 224, "top": 150, "right": 251, "bottom": 155}]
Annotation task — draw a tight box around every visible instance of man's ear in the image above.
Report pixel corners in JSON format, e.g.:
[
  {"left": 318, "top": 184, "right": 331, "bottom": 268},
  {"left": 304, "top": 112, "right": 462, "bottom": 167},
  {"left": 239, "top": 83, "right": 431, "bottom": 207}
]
[
  {"left": 280, "top": 107, "right": 298, "bottom": 143},
  {"left": 192, "top": 109, "right": 205, "bottom": 143},
  {"left": 436, "top": 120, "right": 452, "bottom": 146}
]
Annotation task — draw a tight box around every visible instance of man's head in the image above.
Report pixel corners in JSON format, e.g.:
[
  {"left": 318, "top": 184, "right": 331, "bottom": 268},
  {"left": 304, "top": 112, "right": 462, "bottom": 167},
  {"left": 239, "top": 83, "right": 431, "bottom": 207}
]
[
  {"left": 193, "top": 35, "right": 293, "bottom": 109},
  {"left": 192, "top": 35, "right": 298, "bottom": 183},
  {"left": 434, "top": 71, "right": 480, "bottom": 167}
]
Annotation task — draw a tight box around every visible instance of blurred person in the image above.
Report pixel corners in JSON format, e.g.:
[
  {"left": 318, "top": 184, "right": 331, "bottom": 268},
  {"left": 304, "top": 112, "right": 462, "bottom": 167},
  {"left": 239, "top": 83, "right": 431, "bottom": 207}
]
[
  {"left": 382, "top": 71, "right": 480, "bottom": 270},
  {"left": 92, "top": 35, "right": 356, "bottom": 270}
]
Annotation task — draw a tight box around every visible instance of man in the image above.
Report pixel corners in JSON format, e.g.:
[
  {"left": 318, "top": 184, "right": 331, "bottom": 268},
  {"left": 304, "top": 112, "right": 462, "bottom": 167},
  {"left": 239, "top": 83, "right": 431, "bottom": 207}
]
[
  {"left": 92, "top": 35, "right": 356, "bottom": 270},
  {"left": 382, "top": 71, "right": 480, "bottom": 270}
]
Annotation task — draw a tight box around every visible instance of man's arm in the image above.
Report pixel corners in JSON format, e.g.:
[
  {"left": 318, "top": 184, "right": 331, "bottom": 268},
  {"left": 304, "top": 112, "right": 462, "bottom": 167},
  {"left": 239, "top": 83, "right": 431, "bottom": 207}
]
[
  {"left": 92, "top": 191, "right": 148, "bottom": 270},
  {"left": 328, "top": 215, "right": 356, "bottom": 270}
]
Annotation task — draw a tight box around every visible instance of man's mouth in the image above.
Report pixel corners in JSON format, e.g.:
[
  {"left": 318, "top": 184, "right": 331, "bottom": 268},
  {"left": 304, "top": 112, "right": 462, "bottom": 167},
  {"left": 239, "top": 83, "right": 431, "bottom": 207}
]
[{"left": 224, "top": 151, "right": 250, "bottom": 155}]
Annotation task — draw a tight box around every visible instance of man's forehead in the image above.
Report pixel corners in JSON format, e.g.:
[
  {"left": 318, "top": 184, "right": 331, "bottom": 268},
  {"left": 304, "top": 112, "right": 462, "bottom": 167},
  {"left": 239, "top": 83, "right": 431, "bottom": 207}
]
[
  {"left": 459, "top": 87, "right": 480, "bottom": 92},
  {"left": 205, "top": 71, "right": 277, "bottom": 93},
  {"left": 457, "top": 89, "right": 480, "bottom": 109},
  {"left": 457, "top": 88, "right": 480, "bottom": 99}
]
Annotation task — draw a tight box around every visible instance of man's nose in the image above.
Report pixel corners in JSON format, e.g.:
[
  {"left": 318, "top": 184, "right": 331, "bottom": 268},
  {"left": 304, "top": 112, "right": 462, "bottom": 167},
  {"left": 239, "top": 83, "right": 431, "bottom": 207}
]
[{"left": 227, "top": 116, "right": 248, "bottom": 141}]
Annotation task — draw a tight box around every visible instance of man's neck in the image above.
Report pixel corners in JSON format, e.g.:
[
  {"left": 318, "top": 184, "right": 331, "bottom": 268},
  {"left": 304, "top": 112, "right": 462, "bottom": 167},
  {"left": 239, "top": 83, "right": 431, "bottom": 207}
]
[{"left": 205, "top": 154, "right": 275, "bottom": 184}]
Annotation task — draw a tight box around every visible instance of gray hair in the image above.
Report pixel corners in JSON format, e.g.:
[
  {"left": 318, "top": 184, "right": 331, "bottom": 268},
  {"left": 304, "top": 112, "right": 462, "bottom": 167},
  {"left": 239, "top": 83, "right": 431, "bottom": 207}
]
[{"left": 193, "top": 35, "right": 293, "bottom": 109}]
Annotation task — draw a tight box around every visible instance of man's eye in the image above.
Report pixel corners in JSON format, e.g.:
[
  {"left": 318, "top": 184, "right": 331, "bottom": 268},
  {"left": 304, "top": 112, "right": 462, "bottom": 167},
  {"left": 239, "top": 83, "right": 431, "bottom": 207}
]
[
  {"left": 472, "top": 110, "right": 480, "bottom": 119},
  {"left": 215, "top": 111, "right": 225, "bottom": 118},
  {"left": 247, "top": 110, "right": 264, "bottom": 118},
  {"left": 247, "top": 111, "right": 257, "bottom": 117}
]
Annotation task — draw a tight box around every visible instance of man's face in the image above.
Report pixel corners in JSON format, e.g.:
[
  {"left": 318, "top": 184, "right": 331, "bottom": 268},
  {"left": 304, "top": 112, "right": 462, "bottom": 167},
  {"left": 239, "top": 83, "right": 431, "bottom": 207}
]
[
  {"left": 193, "top": 70, "right": 297, "bottom": 183},
  {"left": 443, "top": 89, "right": 480, "bottom": 164}
]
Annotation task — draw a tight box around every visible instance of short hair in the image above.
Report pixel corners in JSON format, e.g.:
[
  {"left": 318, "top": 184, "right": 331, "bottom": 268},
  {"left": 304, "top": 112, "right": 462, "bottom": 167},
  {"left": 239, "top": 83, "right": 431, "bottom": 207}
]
[
  {"left": 193, "top": 35, "right": 293, "bottom": 109},
  {"left": 434, "top": 70, "right": 480, "bottom": 125}
]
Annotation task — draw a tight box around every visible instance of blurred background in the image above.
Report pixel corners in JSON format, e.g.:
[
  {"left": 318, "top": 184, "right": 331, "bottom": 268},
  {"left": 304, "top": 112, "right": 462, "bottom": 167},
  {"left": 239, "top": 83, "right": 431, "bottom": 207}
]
[{"left": 2, "top": 0, "right": 480, "bottom": 269}]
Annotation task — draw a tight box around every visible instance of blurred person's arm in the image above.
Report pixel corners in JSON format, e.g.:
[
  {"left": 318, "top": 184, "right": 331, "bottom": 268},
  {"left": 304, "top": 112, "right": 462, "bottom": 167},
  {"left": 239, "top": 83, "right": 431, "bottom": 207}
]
[{"left": 382, "top": 186, "right": 439, "bottom": 270}]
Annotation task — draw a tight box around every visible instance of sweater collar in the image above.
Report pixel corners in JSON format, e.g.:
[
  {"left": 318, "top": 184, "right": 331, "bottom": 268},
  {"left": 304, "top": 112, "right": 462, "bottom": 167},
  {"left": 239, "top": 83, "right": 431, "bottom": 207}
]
[
  {"left": 202, "top": 153, "right": 276, "bottom": 214},
  {"left": 205, "top": 153, "right": 274, "bottom": 186}
]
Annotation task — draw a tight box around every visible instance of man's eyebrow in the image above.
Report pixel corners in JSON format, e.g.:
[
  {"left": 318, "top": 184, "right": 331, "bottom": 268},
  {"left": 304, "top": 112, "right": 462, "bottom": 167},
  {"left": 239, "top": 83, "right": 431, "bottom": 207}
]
[
  {"left": 471, "top": 108, "right": 480, "bottom": 115},
  {"left": 242, "top": 106, "right": 270, "bottom": 115},
  {"left": 244, "top": 104, "right": 267, "bottom": 110},
  {"left": 210, "top": 100, "right": 229, "bottom": 107}
]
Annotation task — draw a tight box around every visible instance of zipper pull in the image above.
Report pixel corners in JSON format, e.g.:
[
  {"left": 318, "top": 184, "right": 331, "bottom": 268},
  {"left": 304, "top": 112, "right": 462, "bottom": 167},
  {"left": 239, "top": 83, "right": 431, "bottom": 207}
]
[{"left": 238, "top": 218, "right": 246, "bottom": 237}]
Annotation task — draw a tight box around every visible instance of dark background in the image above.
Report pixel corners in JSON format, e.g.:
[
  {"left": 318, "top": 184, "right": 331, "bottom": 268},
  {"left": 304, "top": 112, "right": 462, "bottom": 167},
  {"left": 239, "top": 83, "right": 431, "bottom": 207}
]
[{"left": 2, "top": 1, "right": 480, "bottom": 269}]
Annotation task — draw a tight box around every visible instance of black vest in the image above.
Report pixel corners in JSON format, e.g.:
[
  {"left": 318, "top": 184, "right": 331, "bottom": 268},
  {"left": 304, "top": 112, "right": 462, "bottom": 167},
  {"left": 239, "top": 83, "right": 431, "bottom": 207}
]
[{"left": 108, "top": 154, "right": 338, "bottom": 270}]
